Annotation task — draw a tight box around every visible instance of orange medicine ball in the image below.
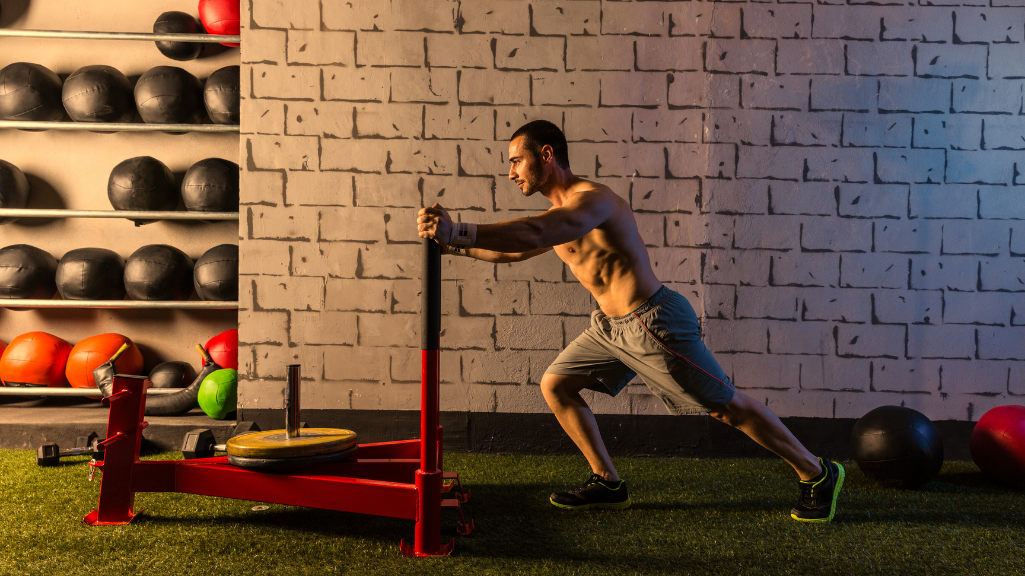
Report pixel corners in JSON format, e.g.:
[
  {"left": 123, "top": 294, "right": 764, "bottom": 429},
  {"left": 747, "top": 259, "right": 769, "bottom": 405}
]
[
  {"left": 65, "top": 333, "right": 144, "bottom": 389},
  {"left": 0, "top": 332, "right": 72, "bottom": 387}
]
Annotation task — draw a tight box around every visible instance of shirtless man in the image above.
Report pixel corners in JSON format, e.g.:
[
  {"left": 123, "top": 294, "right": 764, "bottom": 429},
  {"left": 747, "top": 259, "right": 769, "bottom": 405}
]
[{"left": 416, "top": 120, "right": 845, "bottom": 522}]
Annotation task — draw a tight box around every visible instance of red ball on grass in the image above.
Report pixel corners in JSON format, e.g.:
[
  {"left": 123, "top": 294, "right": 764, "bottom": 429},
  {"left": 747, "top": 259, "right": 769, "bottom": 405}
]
[{"left": 971, "top": 405, "right": 1025, "bottom": 489}]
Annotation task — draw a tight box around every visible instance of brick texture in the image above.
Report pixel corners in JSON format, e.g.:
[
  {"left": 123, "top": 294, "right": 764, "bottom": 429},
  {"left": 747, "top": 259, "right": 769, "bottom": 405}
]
[{"left": 240, "top": 0, "right": 1023, "bottom": 420}]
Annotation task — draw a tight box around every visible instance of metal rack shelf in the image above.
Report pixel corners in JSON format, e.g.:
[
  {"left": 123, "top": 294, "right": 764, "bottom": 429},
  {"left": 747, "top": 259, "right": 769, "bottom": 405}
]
[
  {"left": 0, "top": 121, "right": 239, "bottom": 132},
  {"left": 1, "top": 300, "right": 238, "bottom": 310},
  {"left": 0, "top": 29, "right": 240, "bottom": 43},
  {"left": 0, "top": 209, "right": 239, "bottom": 220},
  {"left": 0, "top": 387, "right": 182, "bottom": 396}
]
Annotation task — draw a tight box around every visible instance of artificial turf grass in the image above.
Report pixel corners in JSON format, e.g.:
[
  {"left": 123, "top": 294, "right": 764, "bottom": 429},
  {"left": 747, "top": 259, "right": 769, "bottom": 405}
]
[{"left": 0, "top": 450, "right": 1021, "bottom": 576}]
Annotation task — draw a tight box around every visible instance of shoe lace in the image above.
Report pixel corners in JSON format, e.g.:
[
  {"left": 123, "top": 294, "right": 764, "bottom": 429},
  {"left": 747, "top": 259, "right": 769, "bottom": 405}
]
[
  {"left": 798, "top": 477, "right": 830, "bottom": 508},
  {"left": 571, "top": 474, "right": 608, "bottom": 494},
  {"left": 798, "top": 481, "right": 816, "bottom": 504},
  {"left": 797, "top": 459, "right": 829, "bottom": 507}
]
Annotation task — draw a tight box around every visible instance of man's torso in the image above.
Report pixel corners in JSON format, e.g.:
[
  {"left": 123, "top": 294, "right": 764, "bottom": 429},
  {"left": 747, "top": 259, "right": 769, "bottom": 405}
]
[{"left": 549, "top": 183, "right": 663, "bottom": 317}]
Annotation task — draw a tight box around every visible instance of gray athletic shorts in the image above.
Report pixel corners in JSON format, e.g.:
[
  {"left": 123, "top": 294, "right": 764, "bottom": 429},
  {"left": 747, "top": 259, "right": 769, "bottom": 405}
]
[{"left": 545, "top": 286, "right": 736, "bottom": 415}]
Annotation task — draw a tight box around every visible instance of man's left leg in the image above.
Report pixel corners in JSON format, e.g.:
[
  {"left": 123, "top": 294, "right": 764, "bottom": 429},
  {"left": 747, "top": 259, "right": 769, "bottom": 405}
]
[
  {"left": 707, "top": 391, "right": 820, "bottom": 479},
  {"left": 707, "top": 391, "right": 845, "bottom": 522}
]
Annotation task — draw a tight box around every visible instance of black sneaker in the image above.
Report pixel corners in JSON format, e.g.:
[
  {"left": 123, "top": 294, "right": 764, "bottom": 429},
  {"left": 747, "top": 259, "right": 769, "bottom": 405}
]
[
  {"left": 550, "top": 474, "right": 631, "bottom": 510},
  {"left": 791, "top": 458, "right": 845, "bottom": 522}
]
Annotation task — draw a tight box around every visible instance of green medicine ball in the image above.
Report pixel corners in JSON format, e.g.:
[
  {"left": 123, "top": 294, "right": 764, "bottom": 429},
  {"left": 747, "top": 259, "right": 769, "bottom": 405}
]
[{"left": 198, "top": 368, "right": 237, "bottom": 420}]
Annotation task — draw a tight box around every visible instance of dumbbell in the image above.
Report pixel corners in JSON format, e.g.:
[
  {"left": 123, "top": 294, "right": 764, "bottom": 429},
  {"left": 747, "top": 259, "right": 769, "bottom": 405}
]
[
  {"left": 181, "top": 422, "right": 264, "bottom": 459},
  {"left": 181, "top": 428, "right": 225, "bottom": 459},
  {"left": 36, "top": 432, "right": 105, "bottom": 467}
]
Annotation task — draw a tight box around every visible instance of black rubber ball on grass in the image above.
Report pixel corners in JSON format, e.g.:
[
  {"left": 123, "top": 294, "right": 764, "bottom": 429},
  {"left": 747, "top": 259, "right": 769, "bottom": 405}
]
[
  {"left": 62, "top": 65, "right": 135, "bottom": 123},
  {"left": 134, "top": 66, "right": 205, "bottom": 124},
  {"left": 0, "top": 244, "right": 58, "bottom": 299},
  {"left": 107, "top": 156, "right": 179, "bottom": 212},
  {"left": 182, "top": 158, "right": 238, "bottom": 212},
  {"left": 153, "top": 11, "right": 204, "bottom": 61},
  {"left": 124, "top": 245, "right": 194, "bottom": 301},
  {"left": 55, "top": 248, "right": 126, "bottom": 301},
  {"left": 149, "top": 361, "right": 196, "bottom": 389},
  {"left": 0, "top": 159, "right": 30, "bottom": 225},
  {"left": 851, "top": 405, "right": 944, "bottom": 489},
  {"left": 193, "top": 244, "right": 238, "bottom": 301},
  {"left": 0, "top": 62, "right": 64, "bottom": 121},
  {"left": 203, "top": 65, "right": 239, "bottom": 124}
]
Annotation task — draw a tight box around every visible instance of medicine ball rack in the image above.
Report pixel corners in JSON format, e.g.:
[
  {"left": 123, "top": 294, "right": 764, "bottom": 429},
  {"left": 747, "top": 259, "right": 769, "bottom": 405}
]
[
  {"left": 84, "top": 240, "right": 473, "bottom": 557},
  {"left": 0, "top": 25, "right": 240, "bottom": 312}
]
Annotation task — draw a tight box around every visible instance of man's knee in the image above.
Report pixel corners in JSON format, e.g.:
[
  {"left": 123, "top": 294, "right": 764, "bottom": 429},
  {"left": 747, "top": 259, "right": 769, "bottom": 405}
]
[
  {"left": 708, "top": 392, "right": 749, "bottom": 427},
  {"left": 540, "top": 374, "right": 560, "bottom": 399},
  {"left": 708, "top": 406, "right": 734, "bottom": 426},
  {"left": 540, "top": 373, "right": 594, "bottom": 401}
]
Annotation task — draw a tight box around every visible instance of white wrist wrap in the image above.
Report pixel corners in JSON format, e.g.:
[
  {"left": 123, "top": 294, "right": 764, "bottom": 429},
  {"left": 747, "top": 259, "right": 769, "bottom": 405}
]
[
  {"left": 449, "top": 222, "right": 477, "bottom": 247},
  {"left": 447, "top": 245, "right": 469, "bottom": 257}
]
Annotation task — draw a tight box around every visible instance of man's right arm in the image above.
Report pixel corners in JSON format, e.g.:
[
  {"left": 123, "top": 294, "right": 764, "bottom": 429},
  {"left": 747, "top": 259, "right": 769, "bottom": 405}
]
[{"left": 443, "top": 245, "right": 552, "bottom": 263}]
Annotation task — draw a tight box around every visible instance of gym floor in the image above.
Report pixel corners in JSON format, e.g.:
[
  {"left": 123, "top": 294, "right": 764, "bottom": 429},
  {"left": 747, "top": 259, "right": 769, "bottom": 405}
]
[{"left": 1, "top": 449, "right": 1021, "bottom": 576}]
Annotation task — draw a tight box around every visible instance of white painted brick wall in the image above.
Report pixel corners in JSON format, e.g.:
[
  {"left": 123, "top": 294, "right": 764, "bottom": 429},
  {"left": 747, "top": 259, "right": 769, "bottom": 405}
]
[{"left": 239, "top": 0, "right": 1025, "bottom": 421}]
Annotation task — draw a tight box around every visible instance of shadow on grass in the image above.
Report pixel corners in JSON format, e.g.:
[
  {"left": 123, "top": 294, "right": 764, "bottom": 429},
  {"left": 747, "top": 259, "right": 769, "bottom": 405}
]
[
  {"left": 835, "top": 509, "right": 1022, "bottom": 528},
  {"left": 847, "top": 467, "right": 1020, "bottom": 496},
  {"left": 629, "top": 500, "right": 780, "bottom": 513},
  {"left": 134, "top": 507, "right": 411, "bottom": 543},
  {"left": 925, "top": 471, "right": 1020, "bottom": 494}
]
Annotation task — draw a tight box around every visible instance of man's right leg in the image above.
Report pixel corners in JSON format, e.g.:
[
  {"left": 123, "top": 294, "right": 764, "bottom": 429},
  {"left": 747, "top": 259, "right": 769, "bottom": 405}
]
[
  {"left": 541, "top": 372, "right": 632, "bottom": 510},
  {"left": 539, "top": 373, "right": 619, "bottom": 481}
]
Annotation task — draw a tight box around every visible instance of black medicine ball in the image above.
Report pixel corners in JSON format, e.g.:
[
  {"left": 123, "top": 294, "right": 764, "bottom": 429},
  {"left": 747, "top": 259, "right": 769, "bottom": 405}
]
[
  {"left": 134, "top": 66, "right": 205, "bottom": 124},
  {"left": 149, "top": 361, "right": 196, "bottom": 388},
  {"left": 0, "top": 159, "right": 30, "bottom": 225},
  {"left": 182, "top": 158, "right": 239, "bottom": 212},
  {"left": 55, "top": 248, "right": 126, "bottom": 301},
  {"left": 0, "top": 62, "right": 64, "bottom": 121},
  {"left": 124, "top": 244, "right": 194, "bottom": 301},
  {"left": 851, "top": 405, "right": 944, "bottom": 489},
  {"left": 203, "top": 65, "right": 239, "bottom": 125},
  {"left": 107, "top": 156, "right": 179, "bottom": 212},
  {"left": 62, "top": 65, "right": 135, "bottom": 123},
  {"left": 153, "top": 11, "right": 204, "bottom": 61},
  {"left": 0, "top": 244, "right": 58, "bottom": 299},
  {"left": 193, "top": 244, "right": 238, "bottom": 301}
]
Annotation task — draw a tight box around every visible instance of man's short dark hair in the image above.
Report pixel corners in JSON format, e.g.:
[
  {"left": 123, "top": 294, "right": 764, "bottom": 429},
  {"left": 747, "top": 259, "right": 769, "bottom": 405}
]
[{"left": 511, "top": 120, "right": 570, "bottom": 169}]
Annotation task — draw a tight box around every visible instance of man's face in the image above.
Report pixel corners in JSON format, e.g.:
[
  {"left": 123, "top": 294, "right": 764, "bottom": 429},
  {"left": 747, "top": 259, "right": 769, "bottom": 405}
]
[{"left": 508, "top": 136, "right": 548, "bottom": 196}]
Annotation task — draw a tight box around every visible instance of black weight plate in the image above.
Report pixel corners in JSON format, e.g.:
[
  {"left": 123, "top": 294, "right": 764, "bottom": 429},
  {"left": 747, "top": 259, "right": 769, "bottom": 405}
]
[{"left": 226, "top": 445, "right": 358, "bottom": 471}]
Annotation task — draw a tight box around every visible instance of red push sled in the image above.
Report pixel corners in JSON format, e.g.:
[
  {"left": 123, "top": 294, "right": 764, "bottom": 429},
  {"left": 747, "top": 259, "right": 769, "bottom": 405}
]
[{"left": 84, "top": 240, "right": 472, "bottom": 556}]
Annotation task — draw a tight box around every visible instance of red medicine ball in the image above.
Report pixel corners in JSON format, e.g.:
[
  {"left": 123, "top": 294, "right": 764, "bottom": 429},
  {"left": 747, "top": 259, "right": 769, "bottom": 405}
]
[
  {"left": 970, "top": 405, "right": 1025, "bottom": 489},
  {"left": 205, "top": 328, "right": 238, "bottom": 370},
  {"left": 198, "top": 0, "right": 240, "bottom": 47},
  {"left": 0, "top": 332, "right": 72, "bottom": 387},
  {"left": 66, "top": 333, "right": 144, "bottom": 389}
]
